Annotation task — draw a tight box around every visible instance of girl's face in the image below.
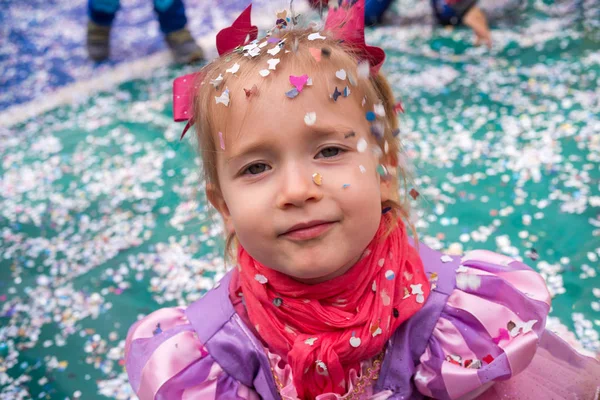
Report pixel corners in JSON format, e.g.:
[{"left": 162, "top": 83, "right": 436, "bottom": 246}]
[{"left": 208, "top": 63, "right": 393, "bottom": 284}]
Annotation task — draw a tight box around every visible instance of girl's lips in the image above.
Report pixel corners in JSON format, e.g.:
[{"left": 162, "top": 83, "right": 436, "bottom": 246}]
[{"left": 282, "top": 222, "right": 336, "bottom": 241}]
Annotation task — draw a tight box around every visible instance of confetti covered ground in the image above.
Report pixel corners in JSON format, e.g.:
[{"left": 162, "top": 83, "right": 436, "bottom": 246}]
[{"left": 1, "top": 0, "right": 599, "bottom": 398}]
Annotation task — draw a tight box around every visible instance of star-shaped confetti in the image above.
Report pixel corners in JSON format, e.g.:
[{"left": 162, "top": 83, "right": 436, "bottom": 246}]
[
  {"left": 331, "top": 87, "right": 342, "bottom": 101},
  {"left": 215, "top": 87, "right": 230, "bottom": 106}
]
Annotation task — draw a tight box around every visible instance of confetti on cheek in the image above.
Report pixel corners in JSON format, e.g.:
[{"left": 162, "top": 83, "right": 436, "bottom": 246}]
[
  {"left": 308, "top": 32, "right": 326, "bottom": 41},
  {"left": 304, "top": 112, "right": 316, "bottom": 126},
  {"left": 357, "top": 138, "right": 368, "bottom": 153},
  {"left": 312, "top": 172, "right": 323, "bottom": 186},
  {"left": 359, "top": 165, "right": 366, "bottom": 173},
  {"left": 342, "top": 184, "right": 350, "bottom": 189},
  {"left": 218, "top": 132, "right": 225, "bottom": 150}
]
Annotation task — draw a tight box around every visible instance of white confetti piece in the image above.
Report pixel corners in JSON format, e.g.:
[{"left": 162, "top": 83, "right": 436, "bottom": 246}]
[
  {"left": 215, "top": 87, "right": 230, "bottom": 106},
  {"left": 267, "top": 58, "right": 280, "bottom": 70},
  {"left": 226, "top": 63, "right": 240, "bottom": 74},
  {"left": 335, "top": 69, "right": 347, "bottom": 80},
  {"left": 304, "top": 112, "right": 316, "bottom": 126},
  {"left": 357, "top": 138, "right": 367, "bottom": 152},
  {"left": 305, "top": 337, "right": 317, "bottom": 346},
  {"left": 259, "top": 69, "right": 270, "bottom": 77},
  {"left": 267, "top": 46, "right": 281, "bottom": 56},
  {"left": 441, "top": 255, "right": 453, "bottom": 263},
  {"left": 254, "top": 274, "right": 268, "bottom": 284},
  {"left": 308, "top": 32, "right": 326, "bottom": 41}
]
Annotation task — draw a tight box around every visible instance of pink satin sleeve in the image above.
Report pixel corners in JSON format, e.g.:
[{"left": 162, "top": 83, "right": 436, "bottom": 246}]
[
  {"left": 125, "top": 306, "right": 259, "bottom": 400},
  {"left": 414, "top": 250, "right": 556, "bottom": 400}
]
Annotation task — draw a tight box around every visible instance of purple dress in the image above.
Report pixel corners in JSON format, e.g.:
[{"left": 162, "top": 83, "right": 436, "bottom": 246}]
[{"left": 125, "top": 244, "right": 600, "bottom": 399}]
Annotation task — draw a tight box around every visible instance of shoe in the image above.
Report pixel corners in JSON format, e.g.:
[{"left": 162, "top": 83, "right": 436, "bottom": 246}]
[
  {"left": 87, "top": 21, "right": 111, "bottom": 62},
  {"left": 165, "top": 28, "right": 204, "bottom": 64}
]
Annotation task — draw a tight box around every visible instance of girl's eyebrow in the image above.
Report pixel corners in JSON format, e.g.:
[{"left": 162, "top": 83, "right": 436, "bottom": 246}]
[{"left": 225, "top": 126, "right": 352, "bottom": 164}]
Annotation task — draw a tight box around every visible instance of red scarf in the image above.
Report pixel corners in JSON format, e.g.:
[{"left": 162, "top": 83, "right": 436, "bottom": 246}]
[{"left": 238, "top": 214, "right": 429, "bottom": 399}]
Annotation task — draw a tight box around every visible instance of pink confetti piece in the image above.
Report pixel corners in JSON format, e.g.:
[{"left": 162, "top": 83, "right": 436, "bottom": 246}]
[{"left": 219, "top": 131, "right": 225, "bottom": 150}]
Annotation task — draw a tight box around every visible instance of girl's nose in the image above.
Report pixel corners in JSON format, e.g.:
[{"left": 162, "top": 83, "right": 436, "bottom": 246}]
[{"left": 276, "top": 163, "right": 323, "bottom": 209}]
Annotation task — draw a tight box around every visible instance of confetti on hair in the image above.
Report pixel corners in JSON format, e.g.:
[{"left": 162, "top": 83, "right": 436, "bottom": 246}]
[
  {"left": 382, "top": 206, "right": 392, "bottom": 214},
  {"left": 244, "top": 84, "right": 258, "bottom": 98},
  {"left": 348, "top": 73, "right": 357, "bottom": 86},
  {"left": 409, "top": 188, "right": 420, "bottom": 200},
  {"left": 289, "top": 74, "right": 309, "bottom": 92},
  {"left": 308, "top": 32, "right": 326, "bottom": 41},
  {"left": 331, "top": 87, "right": 342, "bottom": 101},
  {"left": 384, "top": 140, "right": 389, "bottom": 154},
  {"left": 392, "top": 128, "right": 400, "bottom": 137},
  {"left": 371, "top": 121, "right": 384, "bottom": 138},
  {"left": 394, "top": 101, "right": 405, "bottom": 114},
  {"left": 343, "top": 86, "right": 351, "bottom": 97},
  {"left": 377, "top": 164, "right": 388, "bottom": 177},
  {"left": 292, "top": 37, "right": 300, "bottom": 52},
  {"left": 259, "top": 69, "right": 270, "bottom": 77},
  {"left": 286, "top": 88, "right": 300, "bottom": 99},
  {"left": 267, "top": 58, "right": 280, "bottom": 70},
  {"left": 362, "top": 96, "right": 367, "bottom": 107},
  {"left": 210, "top": 74, "right": 224, "bottom": 88},
  {"left": 335, "top": 69, "right": 347, "bottom": 80},
  {"left": 357, "top": 61, "right": 370, "bottom": 79},
  {"left": 247, "top": 46, "right": 261, "bottom": 57},
  {"left": 267, "top": 46, "right": 281, "bottom": 56},
  {"left": 226, "top": 63, "right": 240, "bottom": 74},
  {"left": 304, "top": 112, "right": 317, "bottom": 126},
  {"left": 215, "top": 87, "right": 230, "bottom": 106},
  {"left": 374, "top": 103, "right": 386, "bottom": 117},
  {"left": 309, "top": 47, "right": 322, "bottom": 62},
  {"left": 219, "top": 131, "right": 225, "bottom": 150}
]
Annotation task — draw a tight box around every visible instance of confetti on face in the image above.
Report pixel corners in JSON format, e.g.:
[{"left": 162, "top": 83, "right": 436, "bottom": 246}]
[
  {"left": 348, "top": 73, "right": 357, "bottom": 86},
  {"left": 409, "top": 188, "right": 419, "bottom": 199},
  {"left": 308, "top": 32, "right": 326, "bottom": 41},
  {"left": 215, "top": 87, "right": 230, "bottom": 106},
  {"left": 304, "top": 112, "right": 317, "bottom": 126},
  {"left": 267, "top": 46, "right": 281, "bottom": 56},
  {"left": 267, "top": 58, "right": 280, "bottom": 70},
  {"left": 343, "top": 86, "right": 351, "bottom": 97},
  {"left": 357, "top": 60, "right": 370, "bottom": 78},
  {"left": 331, "top": 87, "right": 342, "bottom": 101},
  {"left": 357, "top": 138, "right": 368, "bottom": 153},
  {"left": 384, "top": 140, "right": 389, "bottom": 154},
  {"left": 374, "top": 103, "right": 386, "bottom": 117},
  {"left": 244, "top": 84, "right": 258, "bottom": 98},
  {"left": 342, "top": 184, "right": 350, "bottom": 189},
  {"left": 359, "top": 165, "right": 366, "bottom": 173},
  {"left": 309, "top": 47, "right": 321, "bottom": 62},
  {"left": 365, "top": 111, "right": 376, "bottom": 121},
  {"left": 370, "top": 122, "right": 384, "bottom": 138},
  {"left": 289, "top": 74, "right": 309, "bottom": 92},
  {"left": 335, "top": 69, "right": 347, "bottom": 81},
  {"left": 312, "top": 172, "right": 323, "bottom": 186},
  {"left": 362, "top": 96, "right": 367, "bottom": 107},
  {"left": 285, "top": 88, "right": 299, "bottom": 99},
  {"left": 218, "top": 131, "right": 225, "bottom": 150},
  {"left": 226, "top": 63, "right": 240, "bottom": 74},
  {"left": 259, "top": 69, "right": 270, "bottom": 77}
]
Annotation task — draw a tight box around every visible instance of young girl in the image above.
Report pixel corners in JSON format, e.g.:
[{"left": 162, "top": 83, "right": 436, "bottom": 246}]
[{"left": 125, "top": 1, "right": 600, "bottom": 399}]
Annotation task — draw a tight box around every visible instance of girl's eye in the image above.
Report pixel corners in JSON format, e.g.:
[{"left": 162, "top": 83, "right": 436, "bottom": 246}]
[
  {"left": 243, "top": 163, "right": 270, "bottom": 175},
  {"left": 317, "top": 147, "right": 345, "bottom": 158}
]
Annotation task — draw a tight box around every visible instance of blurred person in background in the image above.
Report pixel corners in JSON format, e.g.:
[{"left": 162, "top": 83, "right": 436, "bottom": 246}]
[{"left": 87, "top": 0, "right": 204, "bottom": 63}]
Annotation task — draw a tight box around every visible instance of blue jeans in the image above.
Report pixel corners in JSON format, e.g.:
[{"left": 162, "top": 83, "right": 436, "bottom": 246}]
[{"left": 88, "top": 0, "right": 187, "bottom": 34}]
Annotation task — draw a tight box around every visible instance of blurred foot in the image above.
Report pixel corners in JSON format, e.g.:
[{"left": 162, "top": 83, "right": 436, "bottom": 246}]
[
  {"left": 463, "top": 6, "right": 492, "bottom": 49},
  {"left": 165, "top": 28, "right": 204, "bottom": 64},
  {"left": 87, "top": 21, "right": 111, "bottom": 62}
]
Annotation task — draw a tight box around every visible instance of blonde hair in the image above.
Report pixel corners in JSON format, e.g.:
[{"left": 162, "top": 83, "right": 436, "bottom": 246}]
[{"left": 191, "top": 28, "right": 416, "bottom": 264}]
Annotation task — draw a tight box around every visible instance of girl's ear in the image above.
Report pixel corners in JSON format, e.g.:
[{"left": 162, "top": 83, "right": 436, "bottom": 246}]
[{"left": 206, "top": 183, "right": 235, "bottom": 234}]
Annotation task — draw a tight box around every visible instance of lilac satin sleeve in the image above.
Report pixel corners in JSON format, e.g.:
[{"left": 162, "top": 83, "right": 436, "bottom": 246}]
[
  {"left": 414, "top": 250, "right": 554, "bottom": 400},
  {"left": 125, "top": 307, "right": 260, "bottom": 400}
]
